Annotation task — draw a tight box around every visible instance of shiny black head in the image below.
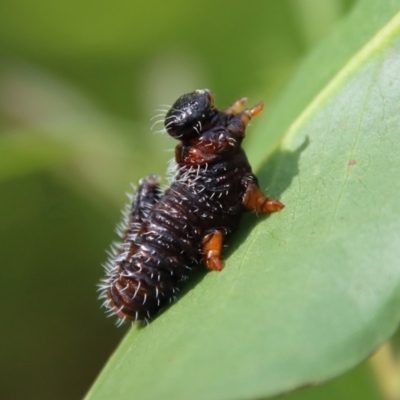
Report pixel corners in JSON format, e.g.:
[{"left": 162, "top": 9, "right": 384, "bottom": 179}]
[{"left": 165, "top": 89, "right": 214, "bottom": 140}]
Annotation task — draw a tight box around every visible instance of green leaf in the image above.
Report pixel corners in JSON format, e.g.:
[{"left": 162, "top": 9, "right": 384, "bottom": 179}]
[
  {"left": 86, "top": 1, "right": 400, "bottom": 399},
  {"left": 277, "top": 359, "right": 381, "bottom": 400}
]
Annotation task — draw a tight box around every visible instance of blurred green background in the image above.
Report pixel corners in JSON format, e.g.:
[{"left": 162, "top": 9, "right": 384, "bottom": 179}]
[{"left": 0, "top": 1, "right": 367, "bottom": 399}]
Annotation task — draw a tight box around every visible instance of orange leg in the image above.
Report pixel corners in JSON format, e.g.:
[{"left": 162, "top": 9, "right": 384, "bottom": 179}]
[
  {"left": 239, "top": 101, "right": 264, "bottom": 126},
  {"left": 224, "top": 97, "right": 248, "bottom": 115},
  {"left": 226, "top": 101, "right": 265, "bottom": 140},
  {"left": 242, "top": 177, "right": 284, "bottom": 214},
  {"left": 201, "top": 230, "right": 224, "bottom": 271}
]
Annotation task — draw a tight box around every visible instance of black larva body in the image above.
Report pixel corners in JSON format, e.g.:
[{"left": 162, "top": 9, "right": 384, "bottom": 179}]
[{"left": 99, "top": 89, "right": 275, "bottom": 323}]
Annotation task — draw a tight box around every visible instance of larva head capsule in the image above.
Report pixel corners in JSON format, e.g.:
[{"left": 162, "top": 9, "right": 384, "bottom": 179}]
[{"left": 165, "top": 89, "right": 214, "bottom": 140}]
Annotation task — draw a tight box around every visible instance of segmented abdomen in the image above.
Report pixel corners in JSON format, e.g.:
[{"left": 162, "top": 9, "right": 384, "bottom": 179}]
[{"left": 101, "top": 152, "right": 252, "bottom": 323}]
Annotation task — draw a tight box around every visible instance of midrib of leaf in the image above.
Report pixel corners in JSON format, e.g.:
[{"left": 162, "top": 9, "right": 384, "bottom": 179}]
[{"left": 271, "top": 10, "right": 400, "bottom": 153}]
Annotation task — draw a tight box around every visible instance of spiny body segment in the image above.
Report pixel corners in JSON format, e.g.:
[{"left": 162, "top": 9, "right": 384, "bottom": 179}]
[{"left": 99, "top": 89, "right": 284, "bottom": 324}]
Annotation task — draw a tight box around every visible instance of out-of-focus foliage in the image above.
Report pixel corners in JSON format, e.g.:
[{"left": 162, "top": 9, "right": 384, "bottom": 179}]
[{"left": 7, "top": 1, "right": 399, "bottom": 400}]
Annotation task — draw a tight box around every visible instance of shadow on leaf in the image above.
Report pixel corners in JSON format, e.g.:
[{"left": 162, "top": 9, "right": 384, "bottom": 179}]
[
  {"left": 163, "top": 136, "right": 310, "bottom": 316},
  {"left": 225, "top": 135, "right": 310, "bottom": 257}
]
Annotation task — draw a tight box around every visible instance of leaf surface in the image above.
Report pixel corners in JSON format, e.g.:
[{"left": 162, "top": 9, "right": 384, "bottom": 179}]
[{"left": 86, "top": 1, "right": 400, "bottom": 399}]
